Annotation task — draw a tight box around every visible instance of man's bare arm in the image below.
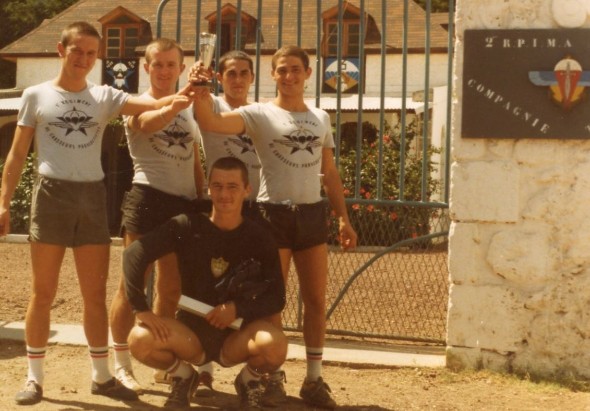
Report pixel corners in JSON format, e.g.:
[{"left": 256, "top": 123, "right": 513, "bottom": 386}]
[
  {"left": 321, "top": 148, "right": 358, "bottom": 250},
  {"left": 0, "top": 126, "right": 35, "bottom": 236},
  {"left": 189, "top": 64, "right": 246, "bottom": 135}
]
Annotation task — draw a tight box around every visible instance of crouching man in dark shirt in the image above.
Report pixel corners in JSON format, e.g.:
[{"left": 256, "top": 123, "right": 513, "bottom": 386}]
[{"left": 123, "top": 156, "right": 287, "bottom": 410}]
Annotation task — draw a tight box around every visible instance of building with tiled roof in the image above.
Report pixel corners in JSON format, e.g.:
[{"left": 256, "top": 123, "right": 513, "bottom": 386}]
[
  {"left": 1, "top": 1, "right": 448, "bottom": 57},
  {"left": 0, "top": 0, "right": 450, "bottom": 97}
]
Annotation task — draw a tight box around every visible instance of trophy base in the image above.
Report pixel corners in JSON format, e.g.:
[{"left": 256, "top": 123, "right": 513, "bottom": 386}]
[{"left": 191, "top": 80, "right": 214, "bottom": 89}]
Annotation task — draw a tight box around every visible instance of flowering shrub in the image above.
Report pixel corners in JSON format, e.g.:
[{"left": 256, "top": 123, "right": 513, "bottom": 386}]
[
  {"left": 0, "top": 153, "right": 36, "bottom": 234},
  {"left": 329, "top": 119, "right": 441, "bottom": 248}
]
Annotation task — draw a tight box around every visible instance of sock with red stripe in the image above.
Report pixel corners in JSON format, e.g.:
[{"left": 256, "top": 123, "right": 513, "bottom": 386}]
[
  {"left": 305, "top": 347, "right": 323, "bottom": 381},
  {"left": 26, "top": 346, "right": 46, "bottom": 385},
  {"left": 89, "top": 346, "right": 112, "bottom": 384},
  {"left": 113, "top": 342, "right": 132, "bottom": 372}
]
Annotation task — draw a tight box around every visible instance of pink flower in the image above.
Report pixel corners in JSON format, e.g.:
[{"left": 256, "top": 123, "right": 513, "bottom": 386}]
[
  {"left": 367, "top": 205, "right": 374, "bottom": 212},
  {"left": 364, "top": 192, "right": 371, "bottom": 199},
  {"left": 390, "top": 212, "right": 398, "bottom": 221},
  {"left": 352, "top": 204, "right": 360, "bottom": 210}
]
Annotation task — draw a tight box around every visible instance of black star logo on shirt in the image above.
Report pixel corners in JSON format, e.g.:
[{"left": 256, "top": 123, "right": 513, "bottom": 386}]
[
  {"left": 49, "top": 107, "right": 98, "bottom": 136},
  {"left": 274, "top": 134, "right": 322, "bottom": 154},
  {"left": 229, "top": 135, "right": 256, "bottom": 155},
  {"left": 156, "top": 122, "right": 193, "bottom": 149}
]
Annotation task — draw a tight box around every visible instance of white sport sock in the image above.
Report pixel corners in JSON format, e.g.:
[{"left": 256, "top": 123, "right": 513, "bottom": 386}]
[
  {"left": 89, "top": 346, "right": 112, "bottom": 384},
  {"left": 166, "top": 358, "right": 194, "bottom": 380},
  {"left": 240, "top": 364, "right": 262, "bottom": 384},
  {"left": 197, "top": 362, "right": 213, "bottom": 375},
  {"left": 305, "top": 346, "right": 323, "bottom": 381},
  {"left": 113, "top": 342, "right": 132, "bottom": 371},
  {"left": 26, "top": 346, "right": 46, "bottom": 386}
]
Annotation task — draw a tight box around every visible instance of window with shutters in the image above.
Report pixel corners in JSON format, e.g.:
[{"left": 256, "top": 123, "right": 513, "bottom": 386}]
[{"left": 206, "top": 4, "right": 259, "bottom": 56}]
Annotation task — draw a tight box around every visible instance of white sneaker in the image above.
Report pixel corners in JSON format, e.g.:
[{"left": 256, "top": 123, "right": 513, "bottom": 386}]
[
  {"left": 115, "top": 367, "right": 143, "bottom": 394},
  {"left": 153, "top": 369, "right": 173, "bottom": 385}
]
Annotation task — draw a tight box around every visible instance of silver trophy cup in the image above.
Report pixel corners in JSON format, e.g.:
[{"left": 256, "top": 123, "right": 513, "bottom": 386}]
[{"left": 194, "top": 32, "right": 217, "bottom": 86}]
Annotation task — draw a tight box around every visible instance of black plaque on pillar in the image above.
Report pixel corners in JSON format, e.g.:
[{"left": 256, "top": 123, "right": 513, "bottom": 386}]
[{"left": 462, "top": 29, "right": 590, "bottom": 139}]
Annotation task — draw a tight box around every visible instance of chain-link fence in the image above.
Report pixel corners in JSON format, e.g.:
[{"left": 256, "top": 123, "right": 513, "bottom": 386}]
[{"left": 282, "top": 203, "right": 449, "bottom": 344}]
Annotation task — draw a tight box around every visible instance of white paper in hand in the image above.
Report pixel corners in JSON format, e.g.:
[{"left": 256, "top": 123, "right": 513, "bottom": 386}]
[{"left": 178, "top": 295, "right": 243, "bottom": 330}]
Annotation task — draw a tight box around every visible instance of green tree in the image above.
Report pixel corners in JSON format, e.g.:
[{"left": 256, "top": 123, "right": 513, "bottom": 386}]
[{"left": 0, "top": 0, "right": 78, "bottom": 88}]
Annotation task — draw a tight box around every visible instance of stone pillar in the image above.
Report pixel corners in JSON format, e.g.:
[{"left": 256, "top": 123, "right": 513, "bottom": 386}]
[{"left": 448, "top": 0, "right": 590, "bottom": 379}]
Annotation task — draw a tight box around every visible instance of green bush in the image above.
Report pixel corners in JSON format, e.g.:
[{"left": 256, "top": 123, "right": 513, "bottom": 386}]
[
  {"left": 0, "top": 153, "right": 36, "bottom": 234},
  {"left": 329, "top": 119, "right": 441, "bottom": 248}
]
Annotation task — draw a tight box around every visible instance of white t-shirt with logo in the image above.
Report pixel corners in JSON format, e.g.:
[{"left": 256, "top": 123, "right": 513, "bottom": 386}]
[
  {"left": 238, "top": 102, "right": 335, "bottom": 204},
  {"left": 200, "top": 95, "right": 261, "bottom": 200},
  {"left": 125, "top": 92, "right": 201, "bottom": 200},
  {"left": 18, "top": 81, "right": 129, "bottom": 182}
]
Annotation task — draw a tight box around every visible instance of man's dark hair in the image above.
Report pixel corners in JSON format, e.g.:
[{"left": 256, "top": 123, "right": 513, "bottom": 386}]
[
  {"left": 218, "top": 50, "right": 254, "bottom": 74},
  {"left": 271, "top": 45, "right": 309, "bottom": 70},
  {"left": 209, "top": 156, "right": 249, "bottom": 186}
]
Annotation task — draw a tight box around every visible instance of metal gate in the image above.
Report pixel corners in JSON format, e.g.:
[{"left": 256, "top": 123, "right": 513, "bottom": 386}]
[{"left": 155, "top": 0, "right": 454, "bottom": 344}]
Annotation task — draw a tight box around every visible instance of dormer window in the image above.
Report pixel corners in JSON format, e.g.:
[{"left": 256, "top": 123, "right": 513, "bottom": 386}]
[
  {"left": 105, "top": 26, "right": 140, "bottom": 58},
  {"left": 98, "top": 6, "right": 150, "bottom": 59},
  {"left": 325, "top": 21, "right": 360, "bottom": 57},
  {"left": 321, "top": 2, "right": 380, "bottom": 57},
  {"left": 206, "top": 4, "right": 258, "bottom": 56}
]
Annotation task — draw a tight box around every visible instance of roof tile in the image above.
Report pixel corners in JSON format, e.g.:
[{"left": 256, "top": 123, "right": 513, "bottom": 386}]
[{"left": 0, "top": 0, "right": 450, "bottom": 57}]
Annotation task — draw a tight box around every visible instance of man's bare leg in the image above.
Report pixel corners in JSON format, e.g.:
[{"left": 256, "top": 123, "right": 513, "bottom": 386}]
[
  {"left": 293, "top": 243, "right": 337, "bottom": 408},
  {"left": 109, "top": 232, "right": 148, "bottom": 392}
]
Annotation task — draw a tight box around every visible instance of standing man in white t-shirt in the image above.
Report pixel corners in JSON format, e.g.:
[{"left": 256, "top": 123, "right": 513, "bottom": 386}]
[
  {"left": 199, "top": 50, "right": 260, "bottom": 206},
  {"left": 108, "top": 38, "right": 205, "bottom": 397},
  {"left": 191, "top": 45, "right": 357, "bottom": 410},
  {"left": 0, "top": 22, "right": 193, "bottom": 406}
]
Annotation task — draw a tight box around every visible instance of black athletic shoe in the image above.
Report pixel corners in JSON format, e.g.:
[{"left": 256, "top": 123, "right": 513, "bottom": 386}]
[
  {"left": 234, "top": 373, "right": 264, "bottom": 410},
  {"left": 193, "top": 371, "right": 215, "bottom": 398},
  {"left": 91, "top": 377, "right": 139, "bottom": 401},
  {"left": 261, "top": 370, "right": 287, "bottom": 406},
  {"left": 300, "top": 376, "right": 337, "bottom": 409},
  {"left": 15, "top": 380, "right": 43, "bottom": 405},
  {"left": 164, "top": 371, "right": 198, "bottom": 409}
]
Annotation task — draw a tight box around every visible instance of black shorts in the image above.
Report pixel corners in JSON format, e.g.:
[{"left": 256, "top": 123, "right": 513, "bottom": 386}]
[
  {"left": 176, "top": 310, "right": 233, "bottom": 364},
  {"left": 120, "top": 184, "right": 198, "bottom": 236},
  {"left": 256, "top": 201, "right": 328, "bottom": 251}
]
